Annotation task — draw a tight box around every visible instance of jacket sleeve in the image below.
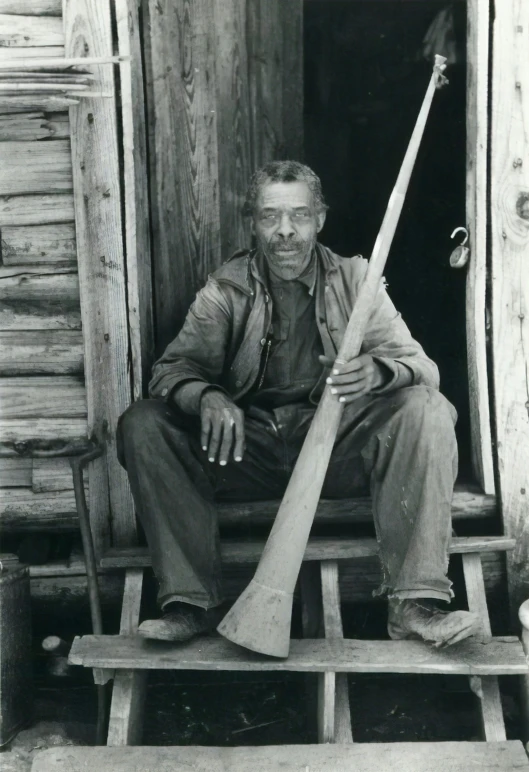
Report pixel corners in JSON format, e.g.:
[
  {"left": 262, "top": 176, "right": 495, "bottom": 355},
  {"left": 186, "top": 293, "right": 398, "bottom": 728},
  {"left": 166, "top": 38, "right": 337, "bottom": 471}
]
[
  {"left": 148, "top": 278, "right": 232, "bottom": 407},
  {"left": 359, "top": 270, "right": 440, "bottom": 392}
]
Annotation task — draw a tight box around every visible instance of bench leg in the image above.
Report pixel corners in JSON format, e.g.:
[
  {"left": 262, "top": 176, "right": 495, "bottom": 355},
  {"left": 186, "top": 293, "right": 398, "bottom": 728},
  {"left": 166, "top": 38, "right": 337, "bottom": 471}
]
[
  {"left": 319, "top": 560, "right": 353, "bottom": 743},
  {"left": 518, "top": 600, "right": 529, "bottom": 746},
  {"left": 462, "top": 553, "right": 506, "bottom": 741},
  {"left": 107, "top": 569, "right": 147, "bottom": 746}
]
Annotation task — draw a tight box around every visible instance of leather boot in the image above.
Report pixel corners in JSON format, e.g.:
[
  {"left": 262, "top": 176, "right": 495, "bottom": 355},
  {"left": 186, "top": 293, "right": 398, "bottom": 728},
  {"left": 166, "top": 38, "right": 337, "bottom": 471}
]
[
  {"left": 137, "top": 604, "right": 219, "bottom": 643},
  {"left": 388, "top": 599, "right": 481, "bottom": 647}
]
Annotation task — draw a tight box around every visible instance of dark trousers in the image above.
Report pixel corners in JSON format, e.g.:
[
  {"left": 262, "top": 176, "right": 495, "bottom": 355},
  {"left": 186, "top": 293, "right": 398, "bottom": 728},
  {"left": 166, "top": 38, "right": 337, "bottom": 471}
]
[{"left": 117, "top": 386, "right": 458, "bottom": 610}]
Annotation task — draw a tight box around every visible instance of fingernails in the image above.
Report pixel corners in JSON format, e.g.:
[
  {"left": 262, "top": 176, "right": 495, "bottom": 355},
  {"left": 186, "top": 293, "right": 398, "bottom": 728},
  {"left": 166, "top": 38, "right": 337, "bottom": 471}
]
[
  {"left": 326, "top": 377, "right": 332, "bottom": 384},
  {"left": 333, "top": 369, "right": 339, "bottom": 375},
  {"left": 219, "top": 460, "right": 227, "bottom": 466},
  {"left": 202, "top": 446, "right": 207, "bottom": 451},
  {"left": 208, "top": 457, "right": 214, "bottom": 462},
  {"left": 339, "top": 397, "right": 345, "bottom": 402},
  {"left": 331, "top": 388, "right": 337, "bottom": 395},
  {"left": 235, "top": 456, "right": 242, "bottom": 462}
]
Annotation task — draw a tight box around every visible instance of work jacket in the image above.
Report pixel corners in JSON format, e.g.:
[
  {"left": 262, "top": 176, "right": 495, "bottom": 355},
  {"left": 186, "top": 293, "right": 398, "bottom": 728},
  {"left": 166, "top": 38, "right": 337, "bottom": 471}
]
[{"left": 148, "top": 243, "right": 439, "bottom": 406}]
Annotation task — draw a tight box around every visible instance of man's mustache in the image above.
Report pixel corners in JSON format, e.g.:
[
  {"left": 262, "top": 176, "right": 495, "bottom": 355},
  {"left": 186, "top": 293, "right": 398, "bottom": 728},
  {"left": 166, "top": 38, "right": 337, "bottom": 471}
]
[{"left": 270, "top": 240, "right": 304, "bottom": 252}]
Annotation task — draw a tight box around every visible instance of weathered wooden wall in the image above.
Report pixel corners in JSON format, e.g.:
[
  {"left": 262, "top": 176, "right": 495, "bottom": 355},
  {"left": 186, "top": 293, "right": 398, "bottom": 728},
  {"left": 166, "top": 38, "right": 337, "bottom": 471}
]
[
  {"left": 144, "top": 0, "right": 303, "bottom": 353},
  {"left": 491, "top": 0, "right": 529, "bottom": 611},
  {"left": 0, "top": 4, "right": 87, "bottom": 539}
]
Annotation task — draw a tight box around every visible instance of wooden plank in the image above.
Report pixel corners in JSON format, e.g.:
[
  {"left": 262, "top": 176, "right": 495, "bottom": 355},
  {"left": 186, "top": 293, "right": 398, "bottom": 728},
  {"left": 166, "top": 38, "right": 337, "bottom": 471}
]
[
  {"left": 32, "top": 457, "right": 86, "bottom": 493},
  {"left": 213, "top": 0, "right": 252, "bottom": 258},
  {"left": 0, "top": 193, "right": 74, "bottom": 226},
  {"left": 462, "top": 553, "right": 506, "bottom": 741},
  {"left": 198, "top": 485, "right": 497, "bottom": 527},
  {"left": 45, "top": 111, "right": 69, "bottom": 138},
  {"left": 0, "top": 96, "right": 76, "bottom": 112},
  {"left": 1, "top": 223, "right": 76, "bottom": 265},
  {"left": 466, "top": 0, "right": 494, "bottom": 494},
  {"left": 0, "top": 111, "right": 52, "bottom": 140},
  {"left": 247, "top": 0, "right": 283, "bottom": 167},
  {"left": 0, "top": 14, "right": 64, "bottom": 47},
  {"left": 0, "top": 488, "right": 79, "bottom": 529},
  {"left": 107, "top": 569, "right": 147, "bottom": 745},
  {"left": 64, "top": 0, "right": 135, "bottom": 552},
  {"left": 0, "top": 457, "right": 31, "bottom": 486},
  {"left": 147, "top": 0, "right": 222, "bottom": 352},
  {"left": 68, "top": 634, "right": 528, "bottom": 675},
  {"left": 491, "top": 0, "right": 529, "bottom": 611},
  {"left": 0, "top": 1, "right": 61, "bottom": 14},
  {"left": 0, "top": 140, "right": 72, "bottom": 196},
  {"left": 0, "top": 271, "right": 80, "bottom": 331},
  {"left": 280, "top": 0, "right": 303, "bottom": 161},
  {"left": 0, "top": 417, "right": 87, "bottom": 453},
  {"left": 0, "top": 376, "right": 86, "bottom": 418},
  {"left": 30, "top": 741, "right": 529, "bottom": 772},
  {"left": 0, "top": 46, "right": 64, "bottom": 63},
  {"left": 0, "top": 330, "right": 83, "bottom": 374},
  {"left": 319, "top": 560, "right": 353, "bottom": 744},
  {"left": 100, "top": 535, "right": 515, "bottom": 569},
  {"left": 115, "top": 0, "right": 154, "bottom": 401},
  {"left": 0, "top": 2, "right": 61, "bottom": 15}
]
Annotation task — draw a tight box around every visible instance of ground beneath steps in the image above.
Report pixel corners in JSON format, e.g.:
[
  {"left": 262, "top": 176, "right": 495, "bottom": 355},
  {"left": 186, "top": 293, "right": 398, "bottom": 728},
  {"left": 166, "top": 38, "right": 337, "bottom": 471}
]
[{"left": 0, "top": 602, "right": 523, "bottom": 769}]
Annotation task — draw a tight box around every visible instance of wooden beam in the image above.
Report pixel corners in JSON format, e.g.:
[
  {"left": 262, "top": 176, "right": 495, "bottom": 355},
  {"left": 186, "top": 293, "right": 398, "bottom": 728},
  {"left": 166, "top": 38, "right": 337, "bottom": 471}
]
[
  {"left": 0, "top": 46, "right": 64, "bottom": 63},
  {"left": 491, "top": 0, "right": 529, "bottom": 610},
  {"left": 0, "top": 457, "right": 32, "bottom": 487},
  {"left": 29, "top": 742, "right": 529, "bottom": 772},
  {"left": 0, "top": 488, "right": 79, "bottom": 528},
  {"left": 0, "top": 14, "right": 64, "bottom": 47},
  {"left": 465, "top": 0, "right": 494, "bottom": 494},
  {"left": 213, "top": 0, "right": 252, "bottom": 257},
  {"left": 69, "top": 634, "right": 527, "bottom": 675},
  {"left": 0, "top": 193, "right": 74, "bottom": 226},
  {"left": 0, "top": 376, "right": 86, "bottom": 419},
  {"left": 1, "top": 223, "right": 76, "bottom": 265},
  {"left": 0, "top": 271, "right": 81, "bottom": 330},
  {"left": 0, "top": 140, "right": 72, "bottom": 196},
  {"left": 115, "top": 0, "right": 154, "bottom": 400},
  {"left": 0, "top": 112, "right": 53, "bottom": 141},
  {"left": 0, "top": 2, "right": 61, "bottom": 16},
  {"left": 32, "top": 457, "right": 86, "bottom": 493},
  {"left": 0, "top": 96, "right": 76, "bottom": 112},
  {"left": 0, "top": 417, "right": 87, "bottom": 454},
  {"left": 147, "top": 0, "right": 222, "bottom": 352},
  {"left": 45, "top": 111, "right": 69, "bottom": 138},
  {"left": 281, "top": 0, "right": 303, "bottom": 161},
  {"left": 0, "top": 330, "right": 83, "bottom": 375},
  {"left": 64, "top": 0, "right": 135, "bottom": 552}
]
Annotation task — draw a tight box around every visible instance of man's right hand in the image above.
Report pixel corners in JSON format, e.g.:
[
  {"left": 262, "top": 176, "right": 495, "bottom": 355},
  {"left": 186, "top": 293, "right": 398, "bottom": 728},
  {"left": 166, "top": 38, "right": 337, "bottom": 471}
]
[{"left": 200, "top": 390, "right": 245, "bottom": 465}]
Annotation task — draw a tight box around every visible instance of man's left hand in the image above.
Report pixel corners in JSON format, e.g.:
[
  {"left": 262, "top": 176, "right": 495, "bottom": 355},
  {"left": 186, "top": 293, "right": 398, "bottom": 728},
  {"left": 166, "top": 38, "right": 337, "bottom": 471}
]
[{"left": 319, "top": 353, "right": 387, "bottom": 403}]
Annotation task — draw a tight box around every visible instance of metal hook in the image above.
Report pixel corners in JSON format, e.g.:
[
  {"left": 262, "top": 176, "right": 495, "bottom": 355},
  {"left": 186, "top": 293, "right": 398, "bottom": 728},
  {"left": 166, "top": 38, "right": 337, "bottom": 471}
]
[{"left": 451, "top": 226, "right": 469, "bottom": 247}]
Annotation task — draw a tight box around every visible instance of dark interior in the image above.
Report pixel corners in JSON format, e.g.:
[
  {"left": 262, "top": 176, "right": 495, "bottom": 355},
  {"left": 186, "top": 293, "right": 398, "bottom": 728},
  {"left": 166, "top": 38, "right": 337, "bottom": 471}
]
[{"left": 304, "top": 1, "right": 471, "bottom": 476}]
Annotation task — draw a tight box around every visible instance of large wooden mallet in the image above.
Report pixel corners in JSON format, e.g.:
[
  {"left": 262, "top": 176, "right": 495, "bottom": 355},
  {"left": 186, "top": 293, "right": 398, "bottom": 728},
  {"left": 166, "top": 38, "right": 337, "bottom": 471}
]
[{"left": 218, "top": 55, "right": 448, "bottom": 657}]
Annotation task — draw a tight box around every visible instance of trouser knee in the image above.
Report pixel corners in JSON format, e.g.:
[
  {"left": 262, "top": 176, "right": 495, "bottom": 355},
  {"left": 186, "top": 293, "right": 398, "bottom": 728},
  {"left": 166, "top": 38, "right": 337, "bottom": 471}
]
[{"left": 116, "top": 399, "right": 176, "bottom": 466}]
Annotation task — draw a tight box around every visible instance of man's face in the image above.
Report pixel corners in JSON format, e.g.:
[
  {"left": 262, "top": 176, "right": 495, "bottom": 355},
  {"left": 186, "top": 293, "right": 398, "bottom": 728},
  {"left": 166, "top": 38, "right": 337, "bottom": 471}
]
[{"left": 252, "top": 181, "right": 326, "bottom": 280}]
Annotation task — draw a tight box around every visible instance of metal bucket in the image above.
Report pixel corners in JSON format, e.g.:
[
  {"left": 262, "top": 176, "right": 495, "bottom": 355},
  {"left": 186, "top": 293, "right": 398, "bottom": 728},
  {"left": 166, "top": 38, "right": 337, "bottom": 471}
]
[{"left": 0, "top": 559, "right": 32, "bottom": 746}]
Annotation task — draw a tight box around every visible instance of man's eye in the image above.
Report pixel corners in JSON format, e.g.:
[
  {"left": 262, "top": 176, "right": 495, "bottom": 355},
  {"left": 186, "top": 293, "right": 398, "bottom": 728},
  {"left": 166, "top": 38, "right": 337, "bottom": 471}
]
[
  {"left": 293, "top": 212, "right": 310, "bottom": 219},
  {"left": 262, "top": 214, "right": 278, "bottom": 222}
]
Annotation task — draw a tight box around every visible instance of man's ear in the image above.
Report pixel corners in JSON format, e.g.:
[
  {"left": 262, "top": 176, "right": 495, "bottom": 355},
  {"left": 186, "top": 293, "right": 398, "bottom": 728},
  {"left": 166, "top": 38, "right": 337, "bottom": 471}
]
[{"left": 316, "top": 210, "right": 326, "bottom": 233}]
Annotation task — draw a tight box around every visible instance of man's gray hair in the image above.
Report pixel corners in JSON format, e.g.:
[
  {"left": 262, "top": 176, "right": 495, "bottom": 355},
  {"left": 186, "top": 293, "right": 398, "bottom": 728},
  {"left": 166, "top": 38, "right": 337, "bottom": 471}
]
[{"left": 242, "top": 160, "right": 328, "bottom": 216}]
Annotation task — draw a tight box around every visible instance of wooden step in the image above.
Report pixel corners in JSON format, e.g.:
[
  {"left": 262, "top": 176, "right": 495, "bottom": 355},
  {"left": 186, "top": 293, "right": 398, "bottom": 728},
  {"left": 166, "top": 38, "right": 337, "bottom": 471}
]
[
  {"left": 100, "top": 535, "right": 515, "bottom": 569},
  {"left": 69, "top": 634, "right": 528, "bottom": 676},
  {"left": 31, "top": 741, "right": 529, "bottom": 772}
]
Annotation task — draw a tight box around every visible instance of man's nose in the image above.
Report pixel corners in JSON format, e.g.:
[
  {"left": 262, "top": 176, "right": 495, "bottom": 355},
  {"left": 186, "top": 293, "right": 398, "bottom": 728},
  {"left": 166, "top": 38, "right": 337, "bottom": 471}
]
[{"left": 276, "top": 213, "right": 295, "bottom": 238}]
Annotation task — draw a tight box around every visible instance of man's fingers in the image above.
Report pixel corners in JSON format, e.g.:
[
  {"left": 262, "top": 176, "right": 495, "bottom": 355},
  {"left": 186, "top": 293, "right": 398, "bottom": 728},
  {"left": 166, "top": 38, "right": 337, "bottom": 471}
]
[
  {"left": 218, "top": 414, "right": 234, "bottom": 466},
  {"left": 207, "top": 417, "right": 223, "bottom": 462},
  {"left": 327, "top": 369, "right": 366, "bottom": 386},
  {"left": 233, "top": 414, "right": 245, "bottom": 462},
  {"left": 200, "top": 412, "right": 212, "bottom": 452},
  {"left": 329, "top": 357, "right": 365, "bottom": 376},
  {"left": 329, "top": 379, "right": 368, "bottom": 396}
]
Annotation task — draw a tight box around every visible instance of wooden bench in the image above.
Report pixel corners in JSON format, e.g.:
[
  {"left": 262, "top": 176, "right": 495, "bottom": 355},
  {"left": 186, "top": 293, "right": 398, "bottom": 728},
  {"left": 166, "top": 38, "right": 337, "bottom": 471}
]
[{"left": 66, "top": 484, "right": 529, "bottom": 748}]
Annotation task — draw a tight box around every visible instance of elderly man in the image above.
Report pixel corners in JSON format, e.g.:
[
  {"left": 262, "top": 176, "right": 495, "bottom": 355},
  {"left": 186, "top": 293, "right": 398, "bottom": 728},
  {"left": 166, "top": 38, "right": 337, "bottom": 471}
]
[{"left": 117, "top": 160, "right": 479, "bottom": 647}]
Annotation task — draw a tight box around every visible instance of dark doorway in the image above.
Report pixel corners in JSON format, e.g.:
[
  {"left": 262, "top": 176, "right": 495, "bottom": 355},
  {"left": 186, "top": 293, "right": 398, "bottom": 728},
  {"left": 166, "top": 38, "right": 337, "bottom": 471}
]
[{"left": 304, "top": 1, "right": 471, "bottom": 476}]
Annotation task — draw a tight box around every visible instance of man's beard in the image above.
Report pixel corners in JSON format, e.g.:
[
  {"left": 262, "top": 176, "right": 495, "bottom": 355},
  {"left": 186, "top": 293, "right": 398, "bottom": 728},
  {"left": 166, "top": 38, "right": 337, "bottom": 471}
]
[{"left": 258, "top": 235, "right": 316, "bottom": 277}]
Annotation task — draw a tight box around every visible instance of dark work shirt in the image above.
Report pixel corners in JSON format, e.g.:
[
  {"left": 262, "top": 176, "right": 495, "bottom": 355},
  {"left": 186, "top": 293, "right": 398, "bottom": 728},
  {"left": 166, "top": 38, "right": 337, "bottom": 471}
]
[{"left": 250, "top": 255, "right": 325, "bottom": 409}]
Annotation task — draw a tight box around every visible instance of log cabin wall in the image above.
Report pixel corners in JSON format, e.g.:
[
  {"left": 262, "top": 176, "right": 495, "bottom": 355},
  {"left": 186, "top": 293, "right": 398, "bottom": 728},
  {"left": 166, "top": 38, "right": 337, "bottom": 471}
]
[{"left": 0, "top": 2, "right": 87, "bottom": 544}]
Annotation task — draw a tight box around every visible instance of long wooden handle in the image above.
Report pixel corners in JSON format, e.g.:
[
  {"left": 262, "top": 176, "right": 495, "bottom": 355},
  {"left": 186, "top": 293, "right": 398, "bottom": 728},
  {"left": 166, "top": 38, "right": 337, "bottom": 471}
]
[{"left": 218, "top": 56, "right": 448, "bottom": 656}]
